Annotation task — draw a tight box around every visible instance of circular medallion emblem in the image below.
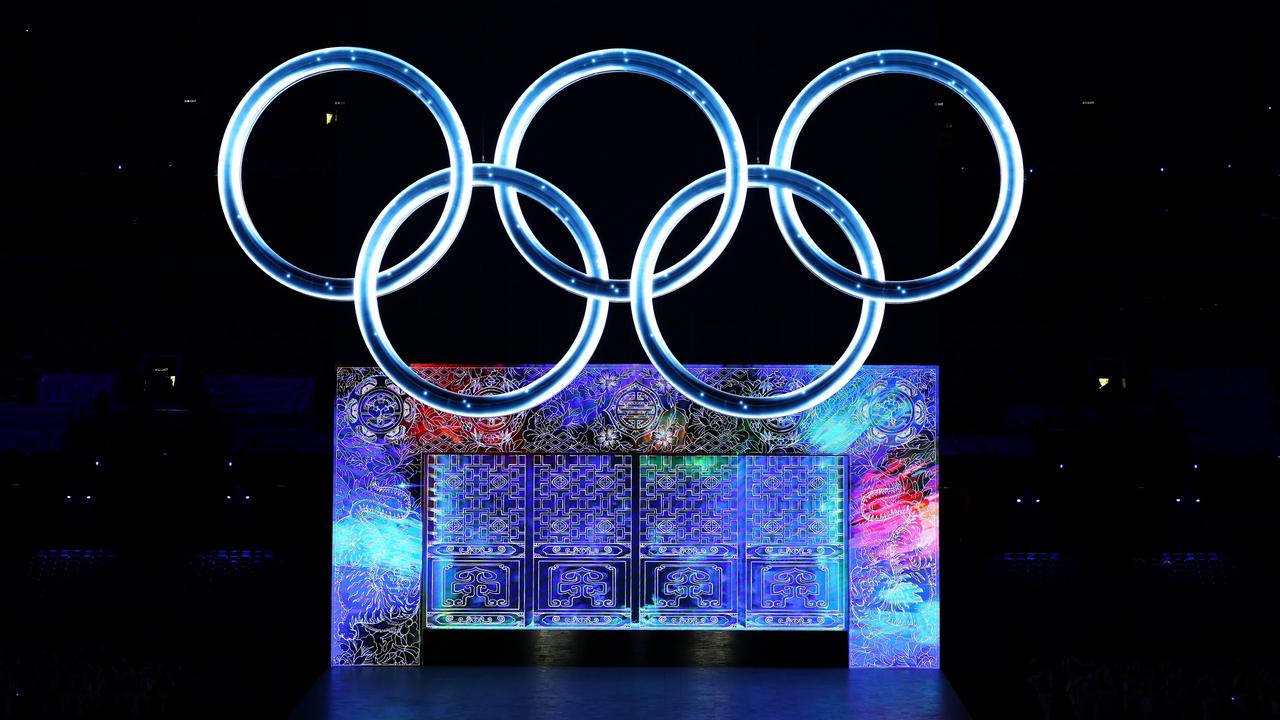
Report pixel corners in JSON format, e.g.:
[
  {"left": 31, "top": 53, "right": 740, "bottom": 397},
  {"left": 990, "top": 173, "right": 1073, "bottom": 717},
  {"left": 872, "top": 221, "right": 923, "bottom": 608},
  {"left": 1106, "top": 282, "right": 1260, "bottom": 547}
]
[
  {"left": 870, "top": 389, "right": 914, "bottom": 435},
  {"left": 357, "top": 388, "right": 404, "bottom": 433},
  {"left": 612, "top": 383, "right": 661, "bottom": 433}
]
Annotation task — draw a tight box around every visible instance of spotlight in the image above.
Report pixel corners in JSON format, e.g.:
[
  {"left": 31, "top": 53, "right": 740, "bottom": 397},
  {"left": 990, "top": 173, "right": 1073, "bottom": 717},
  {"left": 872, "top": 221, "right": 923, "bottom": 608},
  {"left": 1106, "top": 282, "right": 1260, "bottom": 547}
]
[
  {"left": 1176, "top": 498, "right": 1181, "bottom": 503},
  {"left": 94, "top": 460, "right": 100, "bottom": 467},
  {"left": 227, "top": 461, "right": 234, "bottom": 468},
  {"left": 1035, "top": 498, "right": 1041, "bottom": 504},
  {"left": 84, "top": 495, "right": 91, "bottom": 500},
  {"left": 1016, "top": 498, "right": 1022, "bottom": 503},
  {"left": 1195, "top": 498, "right": 1201, "bottom": 503},
  {"left": 66, "top": 495, "right": 71, "bottom": 500},
  {"left": 244, "top": 495, "right": 251, "bottom": 500},
  {"left": 225, "top": 495, "right": 231, "bottom": 500},
  {"left": 1193, "top": 464, "right": 1199, "bottom": 470},
  {"left": 1058, "top": 463, "right": 1064, "bottom": 470}
]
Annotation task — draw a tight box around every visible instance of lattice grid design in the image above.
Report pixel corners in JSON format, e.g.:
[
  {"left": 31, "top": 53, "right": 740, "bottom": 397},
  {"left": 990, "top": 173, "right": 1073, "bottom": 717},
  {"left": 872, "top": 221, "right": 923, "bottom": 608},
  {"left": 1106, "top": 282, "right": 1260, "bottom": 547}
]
[
  {"left": 425, "top": 455, "right": 527, "bottom": 628},
  {"left": 531, "top": 455, "right": 633, "bottom": 628},
  {"left": 640, "top": 456, "right": 741, "bottom": 628},
  {"left": 745, "top": 456, "right": 845, "bottom": 628}
]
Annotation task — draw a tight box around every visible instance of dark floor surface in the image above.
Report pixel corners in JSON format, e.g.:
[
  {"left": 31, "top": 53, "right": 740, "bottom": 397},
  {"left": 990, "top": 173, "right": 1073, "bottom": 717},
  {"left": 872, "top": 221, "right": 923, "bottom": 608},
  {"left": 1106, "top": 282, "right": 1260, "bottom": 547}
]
[{"left": 290, "top": 666, "right": 970, "bottom": 720}]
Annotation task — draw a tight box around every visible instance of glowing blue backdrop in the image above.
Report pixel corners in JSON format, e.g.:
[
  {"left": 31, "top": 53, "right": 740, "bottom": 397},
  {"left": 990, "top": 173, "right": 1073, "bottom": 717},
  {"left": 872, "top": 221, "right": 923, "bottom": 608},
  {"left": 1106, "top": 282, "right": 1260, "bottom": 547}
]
[{"left": 333, "top": 365, "right": 939, "bottom": 668}]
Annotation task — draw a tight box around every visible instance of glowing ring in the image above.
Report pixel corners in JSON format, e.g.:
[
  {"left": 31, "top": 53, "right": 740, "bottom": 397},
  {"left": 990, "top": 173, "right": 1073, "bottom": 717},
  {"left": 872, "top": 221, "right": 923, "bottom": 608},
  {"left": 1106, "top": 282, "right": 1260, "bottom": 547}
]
[
  {"left": 770, "top": 50, "right": 1023, "bottom": 303},
  {"left": 223, "top": 47, "right": 1023, "bottom": 419},
  {"left": 354, "top": 164, "right": 608, "bottom": 417},
  {"left": 218, "top": 47, "right": 473, "bottom": 301},
  {"left": 631, "top": 165, "right": 885, "bottom": 418},
  {"left": 495, "top": 49, "right": 748, "bottom": 302}
]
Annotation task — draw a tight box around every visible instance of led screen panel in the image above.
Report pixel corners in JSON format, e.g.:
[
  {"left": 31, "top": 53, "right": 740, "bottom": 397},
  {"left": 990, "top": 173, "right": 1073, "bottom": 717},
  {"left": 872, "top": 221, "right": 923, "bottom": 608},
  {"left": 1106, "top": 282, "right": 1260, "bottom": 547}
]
[
  {"left": 333, "top": 365, "right": 938, "bottom": 668},
  {"left": 421, "top": 453, "right": 847, "bottom": 630},
  {"left": 639, "top": 455, "right": 741, "bottom": 628},
  {"left": 425, "top": 454, "right": 527, "bottom": 628},
  {"left": 531, "top": 454, "right": 634, "bottom": 627}
]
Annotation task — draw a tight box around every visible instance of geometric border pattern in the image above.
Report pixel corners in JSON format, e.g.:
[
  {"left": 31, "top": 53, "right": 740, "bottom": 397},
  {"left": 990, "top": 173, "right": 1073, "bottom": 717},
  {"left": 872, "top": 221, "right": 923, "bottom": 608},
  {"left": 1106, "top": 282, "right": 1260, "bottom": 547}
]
[{"left": 426, "top": 454, "right": 527, "bottom": 628}]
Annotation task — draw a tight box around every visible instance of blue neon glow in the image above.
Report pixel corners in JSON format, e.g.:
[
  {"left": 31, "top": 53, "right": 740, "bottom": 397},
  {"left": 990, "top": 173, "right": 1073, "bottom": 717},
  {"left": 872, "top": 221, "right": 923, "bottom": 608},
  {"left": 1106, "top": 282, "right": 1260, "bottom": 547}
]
[
  {"left": 494, "top": 49, "right": 748, "bottom": 301},
  {"left": 424, "top": 453, "right": 845, "bottom": 629},
  {"left": 224, "top": 49, "right": 1020, "bottom": 420},
  {"left": 631, "top": 165, "right": 885, "bottom": 418},
  {"left": 217, "top": 47, "right": 473, "bottom": 301},
  {"left": 354, "top": 164, "right": 608, "bottom": 417},
  {"left": 770, "top": 50, "right": 1023, "bottom": 302},
  {"left": 333, "top": 365, "right": 940, "bottom": 667}
]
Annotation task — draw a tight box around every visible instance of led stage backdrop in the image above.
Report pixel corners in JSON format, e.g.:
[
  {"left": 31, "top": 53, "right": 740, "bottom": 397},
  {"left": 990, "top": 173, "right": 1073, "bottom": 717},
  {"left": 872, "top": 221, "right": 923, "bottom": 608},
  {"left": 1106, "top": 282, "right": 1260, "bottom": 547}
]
[{"left": 333, "top": 365, "right": 938, "bottom": 668}]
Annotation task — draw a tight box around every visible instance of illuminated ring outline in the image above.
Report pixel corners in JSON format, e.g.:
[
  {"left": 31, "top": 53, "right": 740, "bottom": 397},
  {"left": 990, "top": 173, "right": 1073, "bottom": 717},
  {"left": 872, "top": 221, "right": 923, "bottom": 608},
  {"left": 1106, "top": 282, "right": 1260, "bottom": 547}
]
[
  {"left": 221, "top": 47, "right": 1022, "bottom": 419},
  {"left": 354, "top": 163, "right": 608, "bottom": 417},
  {"left": 495, "top": 49, "right": 748, "bottom": 302},
  {"left": 218, "top": 47, "right": 473, "bottom": 301},
  {"left": 631, "top": 165, "right": 885, "bottom": 418},
  {"left": 770, "top": 49, "right": 1023, "bottom": 303}
]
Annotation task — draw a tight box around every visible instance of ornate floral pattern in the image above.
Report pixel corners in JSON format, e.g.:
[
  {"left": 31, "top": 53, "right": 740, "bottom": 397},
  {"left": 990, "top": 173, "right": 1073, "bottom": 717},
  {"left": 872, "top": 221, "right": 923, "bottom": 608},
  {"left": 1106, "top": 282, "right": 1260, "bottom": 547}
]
[{"left": 333, "top": 365, "right": 938, "bottom": 667}]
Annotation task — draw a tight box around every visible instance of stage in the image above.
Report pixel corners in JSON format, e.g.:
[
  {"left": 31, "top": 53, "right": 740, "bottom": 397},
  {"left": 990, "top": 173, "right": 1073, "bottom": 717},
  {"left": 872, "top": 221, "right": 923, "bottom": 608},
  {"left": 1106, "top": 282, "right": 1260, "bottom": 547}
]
[{"left": 291, "top": 666, "right": 970, "bottom": 719}]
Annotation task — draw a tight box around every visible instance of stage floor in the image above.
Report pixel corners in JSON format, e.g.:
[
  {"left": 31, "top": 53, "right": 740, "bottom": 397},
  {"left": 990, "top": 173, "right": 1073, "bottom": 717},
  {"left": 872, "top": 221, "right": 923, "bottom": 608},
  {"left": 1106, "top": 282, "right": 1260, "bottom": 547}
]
[{"left": 291, "top": 666, "right": 970, "bottom": 720}]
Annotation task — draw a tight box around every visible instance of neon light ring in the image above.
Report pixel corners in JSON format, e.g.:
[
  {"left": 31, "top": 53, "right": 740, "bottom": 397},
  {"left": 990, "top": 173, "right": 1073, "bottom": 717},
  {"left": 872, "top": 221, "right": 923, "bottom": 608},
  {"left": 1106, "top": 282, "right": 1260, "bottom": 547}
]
[{"left": 218, "top": 47, "right": 1023, "bottom": 419}]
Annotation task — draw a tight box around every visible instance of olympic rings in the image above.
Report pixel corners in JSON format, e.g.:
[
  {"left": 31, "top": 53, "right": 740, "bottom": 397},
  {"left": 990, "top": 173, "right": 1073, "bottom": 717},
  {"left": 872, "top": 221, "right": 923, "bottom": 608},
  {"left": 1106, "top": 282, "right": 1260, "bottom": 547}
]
[
  {"left": 219, "top": 47, "right": 1023, "bottom": 419},
  {"left": 355, "top": 164, "right": 608, "bottom": 417},
  {"left": 494, "top": 49, "right": 748, "bottom": 301},
  {"left": 770, "top": 50, "right": 1023, "bottom": 302},
  {"left": 217, "top": 47, "right": 473, "bottom": 300},
  {"left": 632, "top": 165, "right": 885, "bottom": 418}
]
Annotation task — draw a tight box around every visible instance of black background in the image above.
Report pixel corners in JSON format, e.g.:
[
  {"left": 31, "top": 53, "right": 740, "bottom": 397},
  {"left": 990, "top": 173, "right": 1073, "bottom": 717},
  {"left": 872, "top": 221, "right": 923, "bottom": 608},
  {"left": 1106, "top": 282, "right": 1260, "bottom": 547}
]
[
  {"left": 2, "top": 1, "right": 1278, "bottom": 717},
  {"left": 8, "top": 1, "right": 1277, "bottom": 386}
]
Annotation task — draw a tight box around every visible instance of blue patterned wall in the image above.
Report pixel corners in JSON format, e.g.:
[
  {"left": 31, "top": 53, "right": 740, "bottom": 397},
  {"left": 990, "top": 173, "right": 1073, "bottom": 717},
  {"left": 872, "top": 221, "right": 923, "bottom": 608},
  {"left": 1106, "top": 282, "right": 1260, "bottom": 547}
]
[
  {"left": 333, "top": 365, "right": 938, "bottom": 668},
  {"left": 640, "top": 456, "right": 741, "bottom": 628},
  {"left": 425, "top": 455, "right": 527, "bottom": 628},
  {"left": 532, "top": 455, "right": 633, "bottom": 627}
]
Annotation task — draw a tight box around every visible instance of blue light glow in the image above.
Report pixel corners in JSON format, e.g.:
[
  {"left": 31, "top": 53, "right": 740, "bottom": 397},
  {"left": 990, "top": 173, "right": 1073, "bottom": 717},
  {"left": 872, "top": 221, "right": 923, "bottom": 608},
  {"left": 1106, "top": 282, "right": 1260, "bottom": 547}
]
[
  {"left": 354, "top": 164, "right": 608, "bottom": 417},
  {"left": 495, "top": 50, "right": 747, "bottom": 302},
  {"left": 218, "top": 47, "right": 473, "bottom": 301},
  {"left": 424, "top": 453, "right": 844, "bottom": 629},
  {"left": 224, "top": 49, "right": 1017, "bottom": 421},
  {"left": 333, "top": 365, "right": 940, "bottom": 668},
  {"left": 770, "top": 50, "right": 1023, "bottom": 303},
  {"left": 631, "top": 166, "right": 885, "bottom": 418}
]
